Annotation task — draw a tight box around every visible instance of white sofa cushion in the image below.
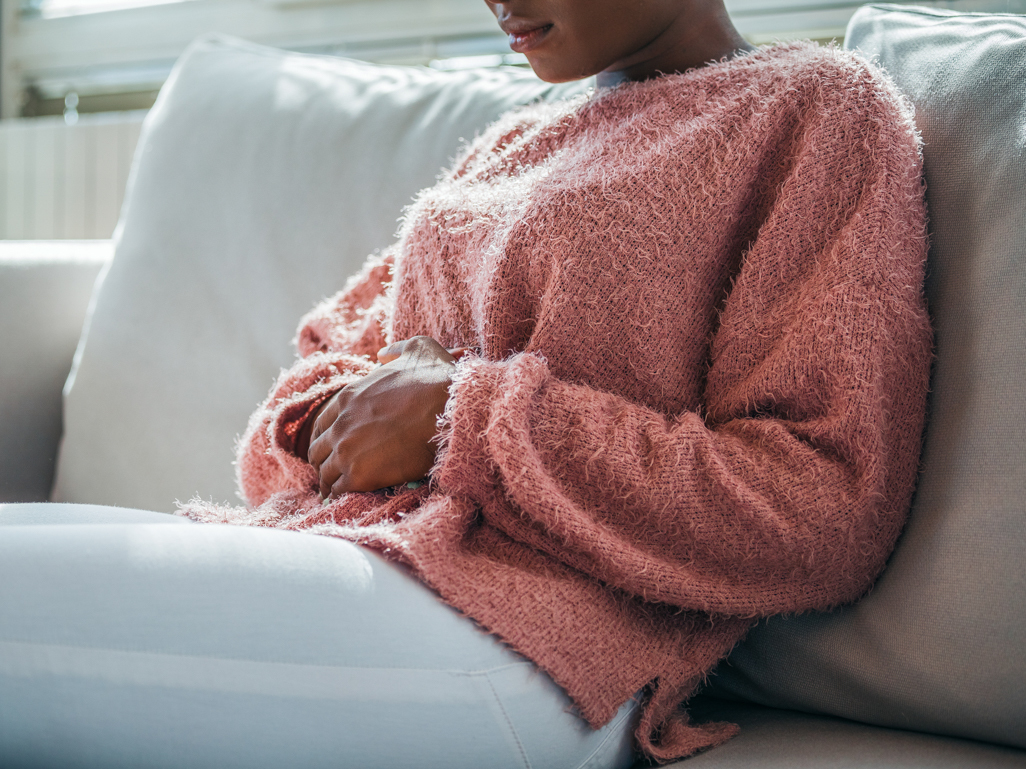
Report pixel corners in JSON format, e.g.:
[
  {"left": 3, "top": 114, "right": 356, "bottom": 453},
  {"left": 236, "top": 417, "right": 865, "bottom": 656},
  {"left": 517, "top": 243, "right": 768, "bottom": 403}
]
[
  {"left": 683, "top": 700, "right": 1026, "bottom": 769},
  {"left": 0, "top": 242, "right": 111, "bottom": 503},
  {"left": 703, "top": 5, "right": 1026, "bottom": 750},
  {"left": 52, "top": 35, "right": 588, "bottom": 511}
]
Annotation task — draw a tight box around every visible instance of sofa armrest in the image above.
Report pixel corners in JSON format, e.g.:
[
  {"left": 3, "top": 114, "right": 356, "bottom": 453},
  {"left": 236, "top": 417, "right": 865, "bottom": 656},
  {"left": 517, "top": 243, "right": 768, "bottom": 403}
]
[{"left": 0, "top": 241, "right": 112, "bottom": 502}]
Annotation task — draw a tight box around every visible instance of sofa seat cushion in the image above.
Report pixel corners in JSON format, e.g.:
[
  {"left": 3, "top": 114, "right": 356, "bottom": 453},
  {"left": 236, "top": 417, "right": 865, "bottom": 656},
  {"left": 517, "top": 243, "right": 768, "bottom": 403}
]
[{"left": 670, "top": 700, "right": 1026, "bottom": 769}]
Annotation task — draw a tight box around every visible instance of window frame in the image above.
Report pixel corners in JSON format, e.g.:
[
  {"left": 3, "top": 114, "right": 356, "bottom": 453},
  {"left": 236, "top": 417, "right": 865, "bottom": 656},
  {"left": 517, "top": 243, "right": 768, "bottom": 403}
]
[{"left": 3, "top": 0, "right": 1025, "bottom": 119}]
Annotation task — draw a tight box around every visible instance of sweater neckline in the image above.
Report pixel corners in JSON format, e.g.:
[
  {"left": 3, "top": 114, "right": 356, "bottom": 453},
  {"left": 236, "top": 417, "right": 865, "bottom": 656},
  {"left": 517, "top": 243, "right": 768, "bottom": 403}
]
[{"left": 583, "top": 40, "right": 818, "bottom": 103}]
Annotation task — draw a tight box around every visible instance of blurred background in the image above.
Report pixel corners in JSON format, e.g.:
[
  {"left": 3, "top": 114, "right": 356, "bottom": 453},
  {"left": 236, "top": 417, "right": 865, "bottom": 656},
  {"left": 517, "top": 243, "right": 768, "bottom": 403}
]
[{"left": 0, "top": 0, "right": 1023, "bottom": 240}]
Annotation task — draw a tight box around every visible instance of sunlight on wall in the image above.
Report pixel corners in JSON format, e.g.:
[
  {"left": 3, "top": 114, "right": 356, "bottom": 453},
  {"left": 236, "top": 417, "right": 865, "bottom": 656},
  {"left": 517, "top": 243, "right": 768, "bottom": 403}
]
[
  {"left": 0, "top": 112, "right": 143, "bottom": 239},
  {"left": 32, "top": 0, "right": 194, "bottom": 20}
]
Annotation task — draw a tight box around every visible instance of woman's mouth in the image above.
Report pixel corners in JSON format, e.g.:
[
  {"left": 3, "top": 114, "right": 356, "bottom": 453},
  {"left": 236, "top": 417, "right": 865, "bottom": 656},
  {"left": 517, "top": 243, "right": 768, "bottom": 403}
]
[{"left": 508, "top": 24, "right": 553, "bottom": 54}]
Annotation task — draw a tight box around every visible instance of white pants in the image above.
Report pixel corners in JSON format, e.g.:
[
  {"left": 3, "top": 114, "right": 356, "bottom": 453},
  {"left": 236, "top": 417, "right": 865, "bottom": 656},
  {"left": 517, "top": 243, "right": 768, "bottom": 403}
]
[{"left": 0, "top": 503, "right": 639, "bottom": 769}]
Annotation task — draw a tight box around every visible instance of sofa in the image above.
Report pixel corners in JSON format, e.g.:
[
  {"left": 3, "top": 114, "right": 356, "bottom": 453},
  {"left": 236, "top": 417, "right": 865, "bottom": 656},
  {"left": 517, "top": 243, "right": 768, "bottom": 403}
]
[{"left": 1, "top": 4, "right": 1023, "bottom": 767}]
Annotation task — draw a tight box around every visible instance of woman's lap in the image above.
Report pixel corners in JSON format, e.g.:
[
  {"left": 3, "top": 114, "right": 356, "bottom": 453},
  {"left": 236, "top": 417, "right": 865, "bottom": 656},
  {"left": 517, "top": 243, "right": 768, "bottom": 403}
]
[{"left": 0, "top": 503, "right": 638, "bottom": 769}]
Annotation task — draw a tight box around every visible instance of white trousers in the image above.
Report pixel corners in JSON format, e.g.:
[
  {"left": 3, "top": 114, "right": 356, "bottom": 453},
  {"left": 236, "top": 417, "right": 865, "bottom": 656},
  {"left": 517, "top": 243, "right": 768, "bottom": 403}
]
[{"left": 0, "top": 503, "right": 639, "bottom": 769}]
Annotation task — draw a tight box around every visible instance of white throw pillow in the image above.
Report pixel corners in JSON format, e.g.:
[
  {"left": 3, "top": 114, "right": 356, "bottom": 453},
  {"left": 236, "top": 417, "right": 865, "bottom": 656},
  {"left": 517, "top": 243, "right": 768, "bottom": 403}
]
[
  {"left": 53, "top": 35, "right": 588, "bottom": 511},
  {"left": 703, "top": 5, "right": 1026, "bottom": 750}
]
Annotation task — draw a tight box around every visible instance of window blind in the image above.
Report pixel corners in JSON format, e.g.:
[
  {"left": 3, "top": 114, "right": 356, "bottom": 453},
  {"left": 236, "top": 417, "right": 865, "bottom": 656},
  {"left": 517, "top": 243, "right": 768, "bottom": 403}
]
[{"left": 4, "top": 0, "right": 1025, "bottom": 118}]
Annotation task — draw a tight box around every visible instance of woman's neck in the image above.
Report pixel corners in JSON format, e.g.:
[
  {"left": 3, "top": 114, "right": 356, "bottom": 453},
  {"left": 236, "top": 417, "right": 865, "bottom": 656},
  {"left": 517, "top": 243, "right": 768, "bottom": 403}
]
[{"left": 596, "top": 4, "right": 755, "bottom": 88}]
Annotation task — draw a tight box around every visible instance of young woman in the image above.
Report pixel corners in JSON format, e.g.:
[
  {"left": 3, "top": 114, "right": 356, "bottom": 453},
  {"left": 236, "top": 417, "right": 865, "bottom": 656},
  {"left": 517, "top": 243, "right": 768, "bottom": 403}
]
[{"left": 181, "top": 0, "right": 933, "bottom": 765}]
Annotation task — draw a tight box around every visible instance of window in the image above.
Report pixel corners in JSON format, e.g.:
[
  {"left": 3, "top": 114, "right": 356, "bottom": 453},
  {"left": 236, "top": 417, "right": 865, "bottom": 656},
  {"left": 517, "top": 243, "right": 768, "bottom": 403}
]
[
  {"left": 3, "top": 0, "right": 1023, "bottom": 239},
  {"left": 21, "top": 0, "right": 194, "bottom": 19},
  {"left": 3, "top": 0, "right": 516, "bottom": 119},
  {"left": 4, "top": 0, "right": 1026, "bottom": 119}
]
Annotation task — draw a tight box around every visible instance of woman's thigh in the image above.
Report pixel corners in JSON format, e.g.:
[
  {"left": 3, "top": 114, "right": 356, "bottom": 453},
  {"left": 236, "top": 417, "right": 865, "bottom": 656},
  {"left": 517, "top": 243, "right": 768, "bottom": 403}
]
[{"left": 0, "top": 503, "right": 638, "bottom": 769}]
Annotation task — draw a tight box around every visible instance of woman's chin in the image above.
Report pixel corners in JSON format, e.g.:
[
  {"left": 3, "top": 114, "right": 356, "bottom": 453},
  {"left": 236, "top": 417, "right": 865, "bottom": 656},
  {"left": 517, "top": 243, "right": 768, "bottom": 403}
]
[{"left": 527, "top": 60, "right": 595, "bottom": 84}]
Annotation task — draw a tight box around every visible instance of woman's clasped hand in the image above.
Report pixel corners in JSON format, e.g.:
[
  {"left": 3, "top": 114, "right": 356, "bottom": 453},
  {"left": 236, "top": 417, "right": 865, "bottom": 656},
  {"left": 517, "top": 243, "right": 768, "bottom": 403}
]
[{"left": 304, "top": 336, "right": 469, "bottom": 498}]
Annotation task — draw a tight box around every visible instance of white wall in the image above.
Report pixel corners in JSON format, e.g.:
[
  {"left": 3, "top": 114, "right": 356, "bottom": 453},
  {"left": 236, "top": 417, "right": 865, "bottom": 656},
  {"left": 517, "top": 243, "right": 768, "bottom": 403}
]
[
  {"left": 3, "top": 0, "right": 509, "bottom": 118},
  {"left": 10, "top": 0, "right": 1026, "bottom": 119},
  {"left": 4, "top": 0, "right": 1026, "bottom": 239},
  {"left": 0, "top": 111, "right": 143, "bottom": 239}
]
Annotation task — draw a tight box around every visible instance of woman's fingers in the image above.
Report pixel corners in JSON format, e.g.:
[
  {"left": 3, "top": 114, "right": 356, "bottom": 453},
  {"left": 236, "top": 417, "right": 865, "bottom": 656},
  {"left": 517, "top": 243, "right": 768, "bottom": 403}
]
[
  {"left": 310, "top": 335, "right": 455, "bottom": 496},
  {"left": 375, "top": 340, "right": 406, "bottom": 364},
  {"left": 308, "top": 429, "right": 331, "bottom": 473},
  {"left": 377, "top": 337, "right": 464, "bottom": 365},
  {"left": 311, "top": 337, "right": 464, "bottom": 497},
  {"left": 307, "top": 392, "right": 341, "bottom": 467},
  {"left": 315, "top": 432, "right": 356, "bottom": 498},
  {"left": 329, "top": 473, "right": 348, "bottom": 500},
  {"left": 309, "top": 394, "right": 336, "bottom": 446},
  {"left": 320, "top": 458, "right": 341, "bottom": 499}
]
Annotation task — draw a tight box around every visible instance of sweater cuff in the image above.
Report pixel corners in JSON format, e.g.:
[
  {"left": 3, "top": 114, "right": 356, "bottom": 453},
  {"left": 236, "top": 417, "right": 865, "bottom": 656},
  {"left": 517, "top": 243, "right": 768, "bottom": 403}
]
[
  {"left": 265, "top": 353, "right": 375, "bottom": 461},
  {"left": 236, "top": 352, "right": 374, "bottom": 506},
  {"left": 272, "top": 378, "right": 345, "bottom": 460},
  {"left": 431, "top": 353, "right": 548, "bottom": 504}
]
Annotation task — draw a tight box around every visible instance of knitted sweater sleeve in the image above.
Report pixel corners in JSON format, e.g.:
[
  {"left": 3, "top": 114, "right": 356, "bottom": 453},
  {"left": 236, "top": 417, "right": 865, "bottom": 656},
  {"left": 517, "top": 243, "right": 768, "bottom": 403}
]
[
  {"left": 236, "top": 249, "right": 394, "bottom": 506},
  {"left": 432, "top": 100, "right": 932, "bottom": 618}
]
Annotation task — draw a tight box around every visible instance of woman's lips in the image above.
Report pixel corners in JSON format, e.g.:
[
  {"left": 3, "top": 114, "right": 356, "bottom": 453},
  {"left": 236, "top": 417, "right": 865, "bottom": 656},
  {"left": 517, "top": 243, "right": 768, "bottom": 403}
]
[{"left": 508, "top": 24, "right": 552, "bottom": 54}]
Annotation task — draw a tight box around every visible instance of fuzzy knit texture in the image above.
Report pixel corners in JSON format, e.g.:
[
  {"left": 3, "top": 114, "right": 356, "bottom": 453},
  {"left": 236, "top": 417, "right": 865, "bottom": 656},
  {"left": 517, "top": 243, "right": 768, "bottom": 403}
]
[{"left": 179, "top": 42, "right": 932, "bottom": 762}]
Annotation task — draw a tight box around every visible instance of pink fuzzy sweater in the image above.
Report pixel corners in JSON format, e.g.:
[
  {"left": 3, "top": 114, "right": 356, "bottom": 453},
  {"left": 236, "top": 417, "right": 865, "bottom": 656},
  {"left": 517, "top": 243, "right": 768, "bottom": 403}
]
[{"left": 180, "top": 43, "right": 932, "bottom": 761}]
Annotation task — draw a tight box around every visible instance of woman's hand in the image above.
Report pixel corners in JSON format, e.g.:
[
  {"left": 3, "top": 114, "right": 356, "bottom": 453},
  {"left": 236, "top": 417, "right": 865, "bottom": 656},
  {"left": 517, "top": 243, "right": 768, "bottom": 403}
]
[{"left": 307, "top": 337, "right": 468, "bottom": 498}]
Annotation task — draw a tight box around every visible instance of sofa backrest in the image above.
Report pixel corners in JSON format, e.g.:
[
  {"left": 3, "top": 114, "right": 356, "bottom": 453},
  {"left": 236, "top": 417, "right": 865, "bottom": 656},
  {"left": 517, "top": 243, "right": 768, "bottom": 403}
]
[
  {"left": 703, "top": 4, "right": 1026, "bottom": 750},
  {"left": 52, "top": 35, "right": 588, "bottom": 510}
]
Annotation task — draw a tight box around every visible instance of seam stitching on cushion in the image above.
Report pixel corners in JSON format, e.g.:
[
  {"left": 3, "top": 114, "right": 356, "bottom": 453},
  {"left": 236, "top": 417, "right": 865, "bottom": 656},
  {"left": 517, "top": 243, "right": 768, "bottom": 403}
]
[
  {"left": 868, "top": 4, "right": 1026, "bottom": 20},
  {"left": 484, "top": 669, "right": 533, "bottom": 769}
]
